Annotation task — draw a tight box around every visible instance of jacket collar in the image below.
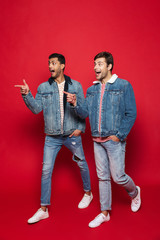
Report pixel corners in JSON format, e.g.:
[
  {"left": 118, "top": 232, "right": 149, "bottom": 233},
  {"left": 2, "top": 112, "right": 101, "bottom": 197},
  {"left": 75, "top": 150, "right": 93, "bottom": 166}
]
[
  {"left": 48, "top": 74, "right": 72, "bottom": 113},
  {"left": 93, "top": 74, "right": 118, "bottom": 85},
  {"left": 48, "top": 74, "right": 72, "bottom": 85}
]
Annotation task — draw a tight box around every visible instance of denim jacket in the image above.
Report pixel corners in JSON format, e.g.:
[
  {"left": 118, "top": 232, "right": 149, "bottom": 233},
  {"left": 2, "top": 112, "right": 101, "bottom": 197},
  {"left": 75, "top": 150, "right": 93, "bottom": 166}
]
[
  {"left": 75, "top": 77, "right": 137, "bottom": 141},
  {"left": 22, "top": 75, "right": 85, "bottom": 135}
]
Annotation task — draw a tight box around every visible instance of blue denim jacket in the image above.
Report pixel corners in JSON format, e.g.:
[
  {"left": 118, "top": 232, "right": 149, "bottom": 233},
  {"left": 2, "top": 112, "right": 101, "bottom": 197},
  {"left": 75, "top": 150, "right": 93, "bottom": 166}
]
[
  {"left": 75, "top": 77, "right": 137, "bottom": 141},
  {"left": 22, "top": 75, "right": 85, "bottom": 135}
]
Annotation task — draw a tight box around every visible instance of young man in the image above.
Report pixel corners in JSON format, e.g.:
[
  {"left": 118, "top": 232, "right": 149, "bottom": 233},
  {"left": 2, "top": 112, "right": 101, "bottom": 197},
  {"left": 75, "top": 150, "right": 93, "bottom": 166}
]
[
  {"left": 15, "top": 53, "right": 93, "bottom": 224},
  {"left": 65, "top": 51, "right": 141, "bottom": 228}
]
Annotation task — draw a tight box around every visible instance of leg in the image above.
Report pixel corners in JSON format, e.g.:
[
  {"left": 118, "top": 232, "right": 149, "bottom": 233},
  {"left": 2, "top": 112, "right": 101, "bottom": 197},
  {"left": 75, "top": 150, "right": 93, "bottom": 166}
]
[
  {"left": 28, "top": 135, "right": 62, "bottom": 224},
  {"left": 88, "top": 141, "right": 111, "bottom": 228},
  {"left": 64, "top": 135, "right": 91, "bottom": 192},
  {"left": 104, "top": 140, "right": 137, "bottom": 198},
  {"left": 94, "top": 141, "right": 112, "bottom": 211},
  {"left": 64, "top": 135, "right": 93, "bottom": 208},
  {"left": 41, "top": 135, "right": 62, "bottom": 206}
]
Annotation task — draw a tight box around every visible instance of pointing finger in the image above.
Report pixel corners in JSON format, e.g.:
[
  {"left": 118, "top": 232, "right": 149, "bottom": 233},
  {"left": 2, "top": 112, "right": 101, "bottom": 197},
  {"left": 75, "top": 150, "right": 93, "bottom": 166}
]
[
  {"left": 23, "top": 79, "right": 27, "bottom": 85},
  {"left": 69, "top": 132, "right": 74, "bottom": 137},
  {"left": 14, "top": 85, "right": 24, "bottom": 88},
  {"left": 63, "top": 91, "right": 70, "bottom": 95}
]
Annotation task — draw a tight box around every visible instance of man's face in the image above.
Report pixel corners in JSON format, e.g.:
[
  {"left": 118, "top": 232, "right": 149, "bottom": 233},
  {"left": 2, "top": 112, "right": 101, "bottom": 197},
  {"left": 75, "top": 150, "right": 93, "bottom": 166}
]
[
  {"left": 94, "top": 57, "right": 111, "bottom": 80},
  {"left": 48, "top": 57, "right": 64, "bottom": 78}
]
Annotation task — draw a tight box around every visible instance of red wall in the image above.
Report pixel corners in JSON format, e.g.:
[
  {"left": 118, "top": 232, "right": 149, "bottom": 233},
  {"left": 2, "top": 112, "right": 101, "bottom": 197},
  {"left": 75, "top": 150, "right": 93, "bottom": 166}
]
[{"left": 1, "top": 0, "right": 160, "bottom": 197}]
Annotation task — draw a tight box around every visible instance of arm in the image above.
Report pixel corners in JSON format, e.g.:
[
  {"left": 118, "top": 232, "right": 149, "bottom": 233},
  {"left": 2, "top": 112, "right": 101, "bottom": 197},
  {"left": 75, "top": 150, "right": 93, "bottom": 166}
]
[
  {"left": 75, "top": 97, "right": 89, "bottom": 119},
  {"left": 64, "top": 83, "right": 88, "bottom": 137},
  {"left": 64, "top": 87, "right": 89, "bottom": 119},
  {"left": 15, "top": 80, "right": 43, "bottom": 114},
  {"left": 116, "top": 82, "right": 137, "bottom": 141},
  {"left": 75, "top": 82, "right": 89, "bottom": 120}
]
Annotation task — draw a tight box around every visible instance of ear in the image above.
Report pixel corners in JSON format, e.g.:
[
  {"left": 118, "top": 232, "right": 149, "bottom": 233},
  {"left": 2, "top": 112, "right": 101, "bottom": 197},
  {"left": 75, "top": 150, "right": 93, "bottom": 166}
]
[
  {"left": 107, "top": 64, "right": 112, "bottom": 71},
  {"left": 61, "top": 64, "right": 65, "bottom": 70}
]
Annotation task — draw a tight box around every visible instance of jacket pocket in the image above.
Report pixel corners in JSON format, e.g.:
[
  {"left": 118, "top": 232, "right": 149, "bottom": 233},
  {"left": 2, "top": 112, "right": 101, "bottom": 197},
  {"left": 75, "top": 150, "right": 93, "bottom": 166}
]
[
  {"left": 42, "top": 93, "right": 53, "bottom": 109},
  {"left": 108, "top": 90, "right": 123, "bottom": 105}
]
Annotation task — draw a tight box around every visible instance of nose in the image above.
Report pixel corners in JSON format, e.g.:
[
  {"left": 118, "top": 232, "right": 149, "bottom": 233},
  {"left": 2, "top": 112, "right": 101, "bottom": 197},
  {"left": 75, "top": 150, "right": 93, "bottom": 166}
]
[
  {"left": 49, "top": 64, "right": 53, "bottom": 70},
  {"left": 94, "top": 65, "right": 98, "bottom": 71}
]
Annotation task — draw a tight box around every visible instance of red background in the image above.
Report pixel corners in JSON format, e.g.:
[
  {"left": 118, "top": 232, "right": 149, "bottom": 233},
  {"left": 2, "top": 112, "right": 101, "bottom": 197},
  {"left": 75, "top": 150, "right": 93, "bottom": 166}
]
[{"left": 0, "top": 0, "right": 160, "bottom": 239}]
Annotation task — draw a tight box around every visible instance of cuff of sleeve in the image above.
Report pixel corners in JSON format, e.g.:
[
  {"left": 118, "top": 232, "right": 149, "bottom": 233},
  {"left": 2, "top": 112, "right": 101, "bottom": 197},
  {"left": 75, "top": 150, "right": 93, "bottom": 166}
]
[
  {"left": 22, "top": 90, "right": 31, "bottom": 98},
  {"left": 74, "top": 105, "right": 79, "bottom": 112},
  {"left": 116, "top": 133, "right": 126, "bottom": 142},
  {"left": 70, "top": 103, "right": 76, "bottom": 108}
]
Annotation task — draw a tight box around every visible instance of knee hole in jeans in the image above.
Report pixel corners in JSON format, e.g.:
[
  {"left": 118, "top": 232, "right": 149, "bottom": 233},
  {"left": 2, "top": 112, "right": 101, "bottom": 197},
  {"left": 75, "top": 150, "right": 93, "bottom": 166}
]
[{"left": 74, "top": 155, "right": 81, "bottom": 161}]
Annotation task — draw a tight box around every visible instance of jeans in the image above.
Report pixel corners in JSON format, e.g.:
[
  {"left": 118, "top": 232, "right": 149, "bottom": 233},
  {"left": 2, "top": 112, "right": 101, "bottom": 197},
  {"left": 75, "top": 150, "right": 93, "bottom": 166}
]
[
  {"left": 41, "top": 135, "right": 91, "bottom": 205},
  {"left": 94, "top": 140, "right": 137, "bottom": 211}
]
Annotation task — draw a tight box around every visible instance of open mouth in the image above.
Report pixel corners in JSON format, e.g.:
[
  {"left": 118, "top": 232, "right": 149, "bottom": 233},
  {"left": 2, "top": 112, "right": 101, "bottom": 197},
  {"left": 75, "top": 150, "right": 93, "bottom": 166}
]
[
  {"left": 50, "top": 70, "right": 55, "bottom": 73},
  {"left": 95, "top": 71, "right": 101, "bottom": 77}
]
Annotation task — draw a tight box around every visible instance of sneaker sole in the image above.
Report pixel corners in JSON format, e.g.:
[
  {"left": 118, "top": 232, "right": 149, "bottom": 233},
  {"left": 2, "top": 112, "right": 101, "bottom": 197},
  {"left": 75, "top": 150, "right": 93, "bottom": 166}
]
[{"left": 28, "top": 215, "right": 49, "bottom": 224}]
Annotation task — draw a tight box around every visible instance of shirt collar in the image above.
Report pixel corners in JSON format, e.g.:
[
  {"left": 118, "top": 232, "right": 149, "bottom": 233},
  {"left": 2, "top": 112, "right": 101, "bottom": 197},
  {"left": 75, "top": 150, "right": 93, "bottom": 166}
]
[{"left": 93, "top": 74, "right": 118, "bottom": 85}]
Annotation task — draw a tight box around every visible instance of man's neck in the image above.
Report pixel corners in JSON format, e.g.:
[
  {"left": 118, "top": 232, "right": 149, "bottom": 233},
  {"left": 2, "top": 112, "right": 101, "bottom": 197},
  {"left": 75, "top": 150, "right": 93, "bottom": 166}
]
[
  {"left": 101, "top": 72, "right": 112, "bottom": 84},
  {"left": 54, "top": 73, "right": 65, "bottom": 84}
]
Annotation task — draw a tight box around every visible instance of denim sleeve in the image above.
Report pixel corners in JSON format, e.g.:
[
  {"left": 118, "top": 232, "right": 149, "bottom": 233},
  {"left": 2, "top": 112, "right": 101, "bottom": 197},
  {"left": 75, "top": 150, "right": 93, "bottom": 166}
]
[
  {"left": 75, "top": 82, "right": 86, "bottom": 132},
  {"left": 74, "top": 88, "right": 89, "bottom": 119},
  {"left": 116, "top": 82, "right": 137, "bottom": 141},
  {"left": 22, "top": 86, "right": 43, "bottom": 114}
]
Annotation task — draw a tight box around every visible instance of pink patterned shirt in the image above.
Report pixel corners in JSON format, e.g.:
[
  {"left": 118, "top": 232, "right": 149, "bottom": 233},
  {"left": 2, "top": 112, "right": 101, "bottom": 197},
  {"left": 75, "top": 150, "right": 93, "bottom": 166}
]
[{"left": 92, "top": 74, "right": 118, "bottom": 143}]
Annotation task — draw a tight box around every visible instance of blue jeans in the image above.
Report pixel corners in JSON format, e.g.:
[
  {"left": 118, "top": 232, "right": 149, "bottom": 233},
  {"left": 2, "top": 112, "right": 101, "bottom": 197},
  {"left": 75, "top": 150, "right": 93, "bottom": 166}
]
[
  {"left": 94, "top": 140, "right": 138, "bottom": 211},
  {"left": 41, "top": 135, "right": 91, "bottom": 205}
]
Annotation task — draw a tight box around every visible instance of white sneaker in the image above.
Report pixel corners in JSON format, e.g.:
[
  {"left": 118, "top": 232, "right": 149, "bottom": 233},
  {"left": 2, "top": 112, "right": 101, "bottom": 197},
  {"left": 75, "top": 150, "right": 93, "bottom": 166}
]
[
  {"left": 131, "top": 186, "right": 141, "bottom": 212},
  {"left": 28, "top": 208, "right": 49, "bottom": 224},
  {"left": 78, "top": 193, "right": 93, "bottom": 209},
  {"left": 89, "top": 213, "right": 110, "bottom": 228}
]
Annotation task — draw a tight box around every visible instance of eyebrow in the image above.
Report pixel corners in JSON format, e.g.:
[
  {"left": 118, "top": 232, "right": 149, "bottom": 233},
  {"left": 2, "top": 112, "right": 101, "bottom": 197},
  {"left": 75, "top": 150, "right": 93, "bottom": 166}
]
[
  {"left": 94, "top": 61, "right": 105, "bottom": 64},
  {"left": 48, "top": 60, "right": 57, "bottom": 63}
]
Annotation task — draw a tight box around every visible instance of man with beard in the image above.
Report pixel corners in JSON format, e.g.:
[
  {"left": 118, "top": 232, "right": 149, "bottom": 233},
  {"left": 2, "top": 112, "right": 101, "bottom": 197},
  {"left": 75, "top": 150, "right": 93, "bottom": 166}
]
[
  {"left": 15, "top": 53, "right": 93, "bottom": 224},
  {"left": 65, "top": 51, "right": 141, "bottom": 228}
]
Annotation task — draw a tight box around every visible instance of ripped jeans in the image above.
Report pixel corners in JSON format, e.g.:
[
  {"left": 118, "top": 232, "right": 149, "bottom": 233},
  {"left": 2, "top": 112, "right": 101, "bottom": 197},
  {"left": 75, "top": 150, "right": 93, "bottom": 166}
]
[{"left": 41, "top": 135, "right": 91, "bottom": 205}]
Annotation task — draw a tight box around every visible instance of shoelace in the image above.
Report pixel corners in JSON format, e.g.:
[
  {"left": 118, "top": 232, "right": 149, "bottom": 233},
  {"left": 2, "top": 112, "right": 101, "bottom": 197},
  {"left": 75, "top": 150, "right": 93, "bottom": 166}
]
[
  {"left": 95, "top": 213, "right": 104, "bottom": 220},
  {"left": 31, "top": 210, "right": 40, "bottom": 218},
  {"left": 133, "top": 198, "right": 139, "bottom": 205},
  {"left": 81, "top": 195, "right": 89, "bottom": 203}
]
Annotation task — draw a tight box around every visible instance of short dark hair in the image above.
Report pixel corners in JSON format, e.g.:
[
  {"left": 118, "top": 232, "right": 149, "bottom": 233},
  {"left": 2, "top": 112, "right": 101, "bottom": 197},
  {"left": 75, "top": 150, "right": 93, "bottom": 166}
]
[
  {"left": 94, "top": 51, "right": 114, "bottom": 72},
  {"left": 49, "top": 53, "right": 65, "bottom": 65}
]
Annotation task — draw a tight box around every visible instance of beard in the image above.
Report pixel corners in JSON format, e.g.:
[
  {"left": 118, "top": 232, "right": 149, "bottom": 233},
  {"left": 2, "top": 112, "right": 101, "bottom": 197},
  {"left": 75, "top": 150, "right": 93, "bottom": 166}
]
[{"left": 51, "top": 69, "right": 61, "bottom": 79}]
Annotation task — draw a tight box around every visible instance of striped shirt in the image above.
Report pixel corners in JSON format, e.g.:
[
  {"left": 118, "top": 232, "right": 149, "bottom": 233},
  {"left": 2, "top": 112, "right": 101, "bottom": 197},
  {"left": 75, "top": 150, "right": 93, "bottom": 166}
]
[{"left": 57, "top": 81, "right": 65, "bottom": 134}]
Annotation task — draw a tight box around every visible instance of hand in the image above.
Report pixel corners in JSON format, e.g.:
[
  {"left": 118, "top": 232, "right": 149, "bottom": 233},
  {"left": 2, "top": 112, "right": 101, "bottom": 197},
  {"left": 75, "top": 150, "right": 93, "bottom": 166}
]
[
  {"left": 64, "top": 91, "right": 77, "bottom": 106},
  {"left": 107, "top": 135, "right": 120, "bottom": 142},
  {"left": 69, "top": 129, "right": 82, "bottom": 137},
  {"left": 15, "top": 79, "right": 30, "bottom": 95}
]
